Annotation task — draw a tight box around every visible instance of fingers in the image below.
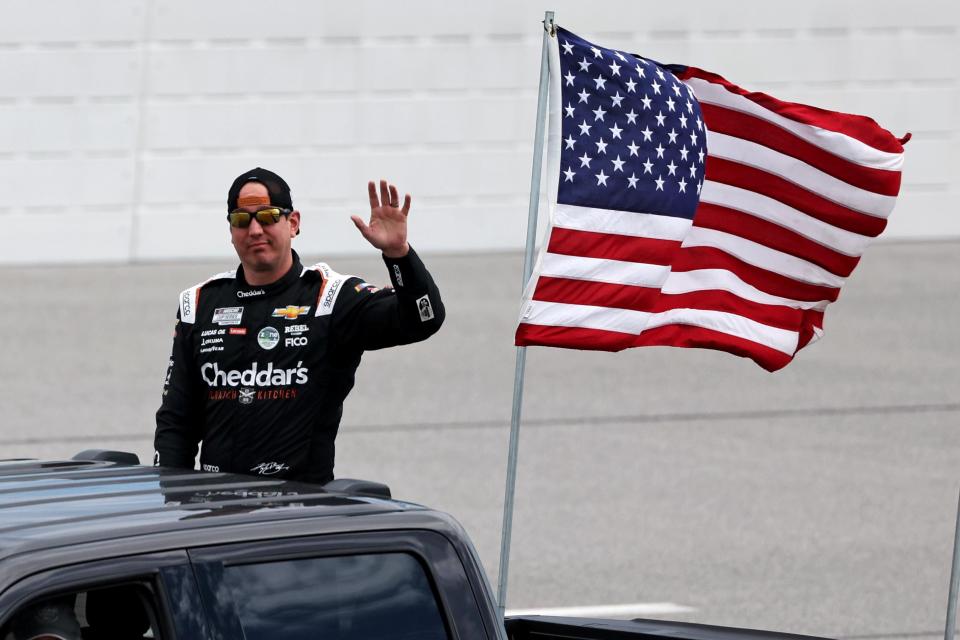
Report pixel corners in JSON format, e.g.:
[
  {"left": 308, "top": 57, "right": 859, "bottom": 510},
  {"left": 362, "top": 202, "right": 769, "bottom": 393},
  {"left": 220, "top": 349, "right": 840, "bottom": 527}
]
[
  {"left": 379, "top": 180, "right": 391, "bottom": 209},
  {"left": 367, "top": 181, "right": 379, "bottom": 210},
  {"left": 350, "top": 214, "right": 369, "bottom": 238},
  {"left": 401, "top": 193, "right": 411, "bottom": 216},
  {"left": 389, "top": 184, "right": 400, "bottom": 208}
]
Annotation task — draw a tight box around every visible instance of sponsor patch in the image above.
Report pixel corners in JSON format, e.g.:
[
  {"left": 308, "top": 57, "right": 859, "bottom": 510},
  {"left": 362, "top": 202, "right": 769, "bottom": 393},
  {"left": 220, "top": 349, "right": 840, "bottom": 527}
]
[
  {"left": 257, "top": 326, "right": 280, "bottom": 350},
  {"left": 354, "top": 281, "right": 380, "bottom": 294},
  {"left": 392, "top": 264, "right": 404, "bottom": 287},
  {"left": 228, "top": 327, "right": 247, "bottom": 335},
  {"left": 213, "top": 307, "right": 244, "bottom": 326},
  {"left": 238, "top": 388, "right": 255, "bottom": 405},
  {"left": 285, "top": 324, "right": 308, "bottom": 334},
  {"left": 285, "top": 336, "right": 308, "bottom": 347},
  {"left": 201, "top": 361, "right": 309, "bottom": 388},
  {"left": 202, "top": 463, "right": 220, "bottom": 472},
  {"left": 237, "top": 289, "right": 265, "bottom": 299},
  {"left": 417, "top": 294, "right": 435, "bottom": 322},
  {"left": 272, "top": 305, "right": 311, "bottom": 319}
]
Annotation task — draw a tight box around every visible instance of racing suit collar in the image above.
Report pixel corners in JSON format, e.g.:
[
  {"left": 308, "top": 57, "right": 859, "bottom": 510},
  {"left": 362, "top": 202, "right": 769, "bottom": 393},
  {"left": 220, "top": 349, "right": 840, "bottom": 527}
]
[{"left": 235, "top": 250, "right": 303, "bottom": 295}]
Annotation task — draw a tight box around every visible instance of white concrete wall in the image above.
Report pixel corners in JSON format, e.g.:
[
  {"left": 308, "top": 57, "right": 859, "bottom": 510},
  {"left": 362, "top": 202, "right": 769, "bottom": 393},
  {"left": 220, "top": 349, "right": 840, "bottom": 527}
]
[{"left": 1, "top": 1, "right": 956, "bottom": 264}]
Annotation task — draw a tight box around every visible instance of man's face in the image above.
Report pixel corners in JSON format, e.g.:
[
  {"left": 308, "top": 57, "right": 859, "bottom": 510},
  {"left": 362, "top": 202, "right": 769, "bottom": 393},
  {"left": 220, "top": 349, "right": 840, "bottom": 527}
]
[{"left": 230, "top": 182, "right": 300, "bottom": 275}]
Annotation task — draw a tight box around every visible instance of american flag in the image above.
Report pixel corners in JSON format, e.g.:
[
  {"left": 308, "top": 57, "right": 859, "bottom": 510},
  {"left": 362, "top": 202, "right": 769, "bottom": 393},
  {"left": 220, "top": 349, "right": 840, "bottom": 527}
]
[{"left": 515, "top": 26, "right": 906, "bottom": 371}]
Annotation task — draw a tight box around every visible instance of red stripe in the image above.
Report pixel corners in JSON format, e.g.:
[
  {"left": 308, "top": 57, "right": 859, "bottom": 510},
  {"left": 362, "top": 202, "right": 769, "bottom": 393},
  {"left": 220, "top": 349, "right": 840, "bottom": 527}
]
[
  {"left": 671, "top": 246, "right": 840, "bottom": 303},
  {"left": 693, "top": 202, "right": 861, "bottom": 277},
  {"left": 517, "top": 322, "right": 791, "bottom": 372},
  {"left": 516, "top": 322, "right": 634, "bottom": 352},
  {"left": 652, "top": 290, "right": 804, "bottom": 332},
  {"left": 547, "top": 227, "right": 682, "bottom": 265},
  {"left": 675, "top": 66, "right": 905, "bottom": 154},
  {"left": 700, "top": 103, "right": 901, "bottom": 197},
  {"left": 633, "top": 324, "right": 792, "bottom": 372},
  {"left": 796, "top": 310, "right": 825, "bottom": 350},
  {"left": 705, "top": 158, "right": 888, "bottom": 237},
  {"left": 532, "top": 276, "right": 660, "bottom": 312}
]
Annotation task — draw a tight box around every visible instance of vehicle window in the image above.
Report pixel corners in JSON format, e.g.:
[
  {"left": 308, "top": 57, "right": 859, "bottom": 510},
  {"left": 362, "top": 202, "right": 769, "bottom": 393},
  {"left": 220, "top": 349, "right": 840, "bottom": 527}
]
[
  {"left": 222, "top": 552, "right": 450, "bottom": 640},
  {"left": 0, "top": 583, "right": 163, "bottom": 640}
]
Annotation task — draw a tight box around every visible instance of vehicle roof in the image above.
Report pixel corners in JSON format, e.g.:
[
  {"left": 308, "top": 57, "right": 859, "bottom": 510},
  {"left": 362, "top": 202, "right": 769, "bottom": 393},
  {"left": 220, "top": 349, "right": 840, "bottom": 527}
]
[{"left": 0, "top": 458, "right": 433, "bottom": 563}]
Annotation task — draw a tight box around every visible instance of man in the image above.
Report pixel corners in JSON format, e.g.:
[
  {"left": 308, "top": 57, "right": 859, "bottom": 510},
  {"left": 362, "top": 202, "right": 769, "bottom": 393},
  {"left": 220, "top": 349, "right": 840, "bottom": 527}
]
[{"left": 154, "top": 168, "right": 444, "bottom": 483}]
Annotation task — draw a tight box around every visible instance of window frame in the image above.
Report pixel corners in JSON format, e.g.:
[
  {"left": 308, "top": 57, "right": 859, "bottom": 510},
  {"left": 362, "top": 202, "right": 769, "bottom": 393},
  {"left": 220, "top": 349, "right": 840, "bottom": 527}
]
[
  {"left": 0, "top": 549, "right": 201, "bottom": 640},
  {"left": 188, "top": 529, "right": 491, "bottom": 640}
]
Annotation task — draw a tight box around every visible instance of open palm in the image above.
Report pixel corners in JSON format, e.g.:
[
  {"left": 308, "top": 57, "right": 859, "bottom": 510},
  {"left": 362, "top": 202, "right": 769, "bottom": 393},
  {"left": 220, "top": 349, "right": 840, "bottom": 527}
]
[{"left": 351, "top": 180, "right": 410, "bottom": 259}]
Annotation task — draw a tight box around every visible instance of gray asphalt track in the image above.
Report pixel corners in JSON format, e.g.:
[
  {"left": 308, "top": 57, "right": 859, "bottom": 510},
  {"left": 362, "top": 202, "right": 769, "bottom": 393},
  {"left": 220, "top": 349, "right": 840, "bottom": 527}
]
[{"left": 1, "top": 240, "right": 958, "bottom": 639}]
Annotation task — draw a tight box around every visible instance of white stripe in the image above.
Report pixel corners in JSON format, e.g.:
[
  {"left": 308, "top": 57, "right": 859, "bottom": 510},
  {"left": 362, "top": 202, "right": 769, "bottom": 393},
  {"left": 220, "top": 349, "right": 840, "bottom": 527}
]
[
  {"left": 645, "top": 308, "right": 798, "bottom": 355},
  {"left": 506, "top": 603, "right": 695, "bottom": 618},
  {"left": 522, "top": 300, "right": 651, "bottom": 334},
  {"left": 700, "top": 181, "right": 872, "bottom": 257},
  {"left": 521, "top": 300, "right": 798, "bottom": 355},
  {"left": 541, "top": 253, "right": 671, "bottom": 288},
  {"left": 708, "top": 132, "right": 896, "bottom": 218},
  {"left": 683, "top": 226, "right": 847, "bottom": 288},
  {"left": 554, "top": 203, "right": 693, "bottom": 241},
  {"left": 661, "top": 269, "right": 831, "bottom": 311},
  {"left": 685, "top": 76, "right": 904, "bottom": 172}
]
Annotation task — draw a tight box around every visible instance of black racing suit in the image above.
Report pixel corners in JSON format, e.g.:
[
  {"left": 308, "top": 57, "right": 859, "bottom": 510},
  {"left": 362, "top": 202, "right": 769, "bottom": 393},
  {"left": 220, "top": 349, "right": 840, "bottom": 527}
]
[{"left": 154, "top": 248, "right": 444, "bottom": 483}]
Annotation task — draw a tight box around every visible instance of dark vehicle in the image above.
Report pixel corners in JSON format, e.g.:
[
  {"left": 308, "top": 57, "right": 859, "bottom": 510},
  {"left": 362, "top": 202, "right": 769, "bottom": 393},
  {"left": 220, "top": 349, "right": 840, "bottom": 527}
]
[{"left": 0, "top": 452, "right": 833, "bottom": 640}]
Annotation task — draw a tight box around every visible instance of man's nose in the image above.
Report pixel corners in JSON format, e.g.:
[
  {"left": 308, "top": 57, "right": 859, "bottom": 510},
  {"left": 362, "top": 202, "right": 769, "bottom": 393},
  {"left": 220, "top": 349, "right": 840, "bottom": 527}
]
[{"left": 247, "top": 217, "right": 264, "bottom": 235}]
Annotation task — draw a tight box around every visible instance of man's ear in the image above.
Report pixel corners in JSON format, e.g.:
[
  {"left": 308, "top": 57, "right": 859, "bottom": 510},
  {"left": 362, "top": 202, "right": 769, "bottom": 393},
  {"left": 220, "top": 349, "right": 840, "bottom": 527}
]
[{"left": 289, "top": 210, "right": 301, "bottom": 237}]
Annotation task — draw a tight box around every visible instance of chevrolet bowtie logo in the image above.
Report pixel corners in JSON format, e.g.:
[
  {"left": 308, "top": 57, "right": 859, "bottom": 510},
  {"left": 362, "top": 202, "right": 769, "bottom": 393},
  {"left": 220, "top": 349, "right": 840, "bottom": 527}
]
[{"left": 272, "top": 305, "right": 311, "bottom": 319}]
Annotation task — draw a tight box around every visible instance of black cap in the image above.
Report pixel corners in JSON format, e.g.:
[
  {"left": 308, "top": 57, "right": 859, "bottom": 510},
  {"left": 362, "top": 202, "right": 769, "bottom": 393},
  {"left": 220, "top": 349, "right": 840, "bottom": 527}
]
[{"left": 227, "top": 167, "right": 293, "bottom": 211}]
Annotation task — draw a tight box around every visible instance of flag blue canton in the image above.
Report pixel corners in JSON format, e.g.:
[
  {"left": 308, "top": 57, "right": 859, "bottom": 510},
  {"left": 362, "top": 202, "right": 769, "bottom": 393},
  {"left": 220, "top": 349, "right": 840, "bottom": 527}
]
[{"left": 556, "top": 27, "right": 706, "bottom": 220}]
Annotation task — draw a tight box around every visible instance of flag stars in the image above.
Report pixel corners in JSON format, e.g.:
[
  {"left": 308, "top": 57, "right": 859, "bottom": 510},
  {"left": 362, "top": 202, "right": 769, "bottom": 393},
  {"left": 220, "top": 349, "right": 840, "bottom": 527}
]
[
  {"left": 564, "top": 71, "right": 576, "bottom": 86},
  {"left": 672, "top": 83, "right": 681, "bottom": 96},
  {"left": 686, "top": 99, "right": 694, "bottom": 113},
  {"left": 578, "top": 120, "right": 592, "bottom": 136},
  {"left": 578, "top": 88, "right": 590, "bottom": 104},
  {"left": 593, "top": 75, "right": 607, "bottom": 90},
  {"left": 609, "top": 123, "right": 623, "bottom": 139},
  {"left": 627, "top": 172, "right": 639, "bottom": 188},
  {"left": 595, "top": 138, "right": 608, "bottom": 154},
  {"left": 609, "top": 60, "right": 621, "bottom": 76},
  {"left": 591, "top": 46, "right": 603, "bottom": 58},
  {"left": 595, "top": 169, "right": 609, "bottom": 186},
  {"left": 614, "top": 51, "right": 627, "bottom": 62},
  {"left": 563, "top": 167, "right": 576, "bottom": 182},
  {"left": 651, "top": 80, "right": 662, "bottom": 95},
  {"left": 592, "top": 105, "right": 607, "bottom": 121},
  {"left": 656, "top": 68, "right": 665, "bottom": 80},
  {"left": 564, "top": 102, "right": 575, "bottom": 118},
  {"left": 655, "top": 174, "right": 665, "bottom": 190},
  {"left": 696, "top": 117, "right": 703, "bottom": 130},
  {"left": 635, "top": 63, "right": 646, "bottom": 78},
  {"left": 655, "top": 111, "right": 666, "bottom": 127},
  {"left": 625, "top": 109, "right": 638, "bottom": 124},
  {"left": 678, "top": 177, "right": 688, "bottom": 193},
  {"left": 562, "top": 40, "right": 574, "bottom": 55},
  {"left": 564, "top": 135, "right": 576, "bottom": 150},
  {"left": 625, "top": 78, "right": 637, "bottom": 93},
  {"left": 579, "top": 57, "right": 592, "bottom": 72},
  {"left": 690, "top": 131, "right": 699, "bottom": 145},
  {"left": 666, "top": 96, "right": 676, "bottom": 112},
  {"left": 610, "top": 92, "right": 624, "bottom": 107},
  {"left": 627, "top": 140, "right": 640, "bottom": 156},
  {"left": 667, "top": 128, "right": 678, "bottom": 144},
  {"left": 698, "top": 149, "right": 705, "bottom": 163},
  {"left": 667, "top": 160, "right": 677, "bottom": 176},
  {"left": 642, "top": 158, "right": 654, "bottom": 174},
  {"left": 679, "top": 145, "right": 689, "bottom": 160},
  {"left": 640, "top": 126, "right": 653, "bottom": 142},
  {"left": 611, "top": 155, "right": 626, "bottom": 172},
  {"left": 678, "top": 113, "right": 688, "bottom": 128},
  {"left": 689, "top": 163, "right": 697, "bottom": 178},
  {"left": 655, "top": 143, "right": 665, "bottom": 158},
  {"left": 697, "top": 180, "right": 703, "bottom": 194},
  {"left": 641, "top": 95, "right": 652, "bottom": 110},
  {"left": 578, "top": 152, "right": 593, "bottom": 168}
]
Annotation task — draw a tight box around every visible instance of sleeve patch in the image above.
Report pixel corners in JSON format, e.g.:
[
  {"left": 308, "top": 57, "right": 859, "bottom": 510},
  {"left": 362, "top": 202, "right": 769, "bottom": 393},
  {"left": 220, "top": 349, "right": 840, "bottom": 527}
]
[{"left": 416, "top": 294, "right": 435, "bottom": 322}]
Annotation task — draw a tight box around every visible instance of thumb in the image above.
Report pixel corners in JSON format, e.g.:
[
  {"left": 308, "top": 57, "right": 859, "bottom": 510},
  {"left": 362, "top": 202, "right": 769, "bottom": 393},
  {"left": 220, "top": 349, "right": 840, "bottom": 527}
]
[{"left": 350, "top": 215, "right": 369, "bottom": 237}]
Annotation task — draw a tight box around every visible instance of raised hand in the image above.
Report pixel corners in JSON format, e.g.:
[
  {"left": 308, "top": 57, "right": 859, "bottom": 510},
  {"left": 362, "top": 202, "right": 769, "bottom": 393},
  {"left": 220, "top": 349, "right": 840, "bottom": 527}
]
[{"left": 351, "top": 179, "right": 411, "bottom": 259}]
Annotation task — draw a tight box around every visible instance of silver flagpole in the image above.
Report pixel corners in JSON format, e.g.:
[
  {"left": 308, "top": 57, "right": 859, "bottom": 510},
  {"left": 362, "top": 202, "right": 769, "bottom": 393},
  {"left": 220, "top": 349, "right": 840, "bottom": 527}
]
[
  {"left": 496, "top": 10, "right": 555, "bottom": 617},
  {"left": 944, "top": 489, "right": 960, "bottom": 640}
]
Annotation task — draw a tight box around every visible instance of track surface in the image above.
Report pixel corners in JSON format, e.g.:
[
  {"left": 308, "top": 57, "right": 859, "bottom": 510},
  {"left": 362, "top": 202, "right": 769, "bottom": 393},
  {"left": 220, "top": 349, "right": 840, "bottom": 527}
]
[{"left": 1, "top": 241, "right": 958, "bottom": 639}]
